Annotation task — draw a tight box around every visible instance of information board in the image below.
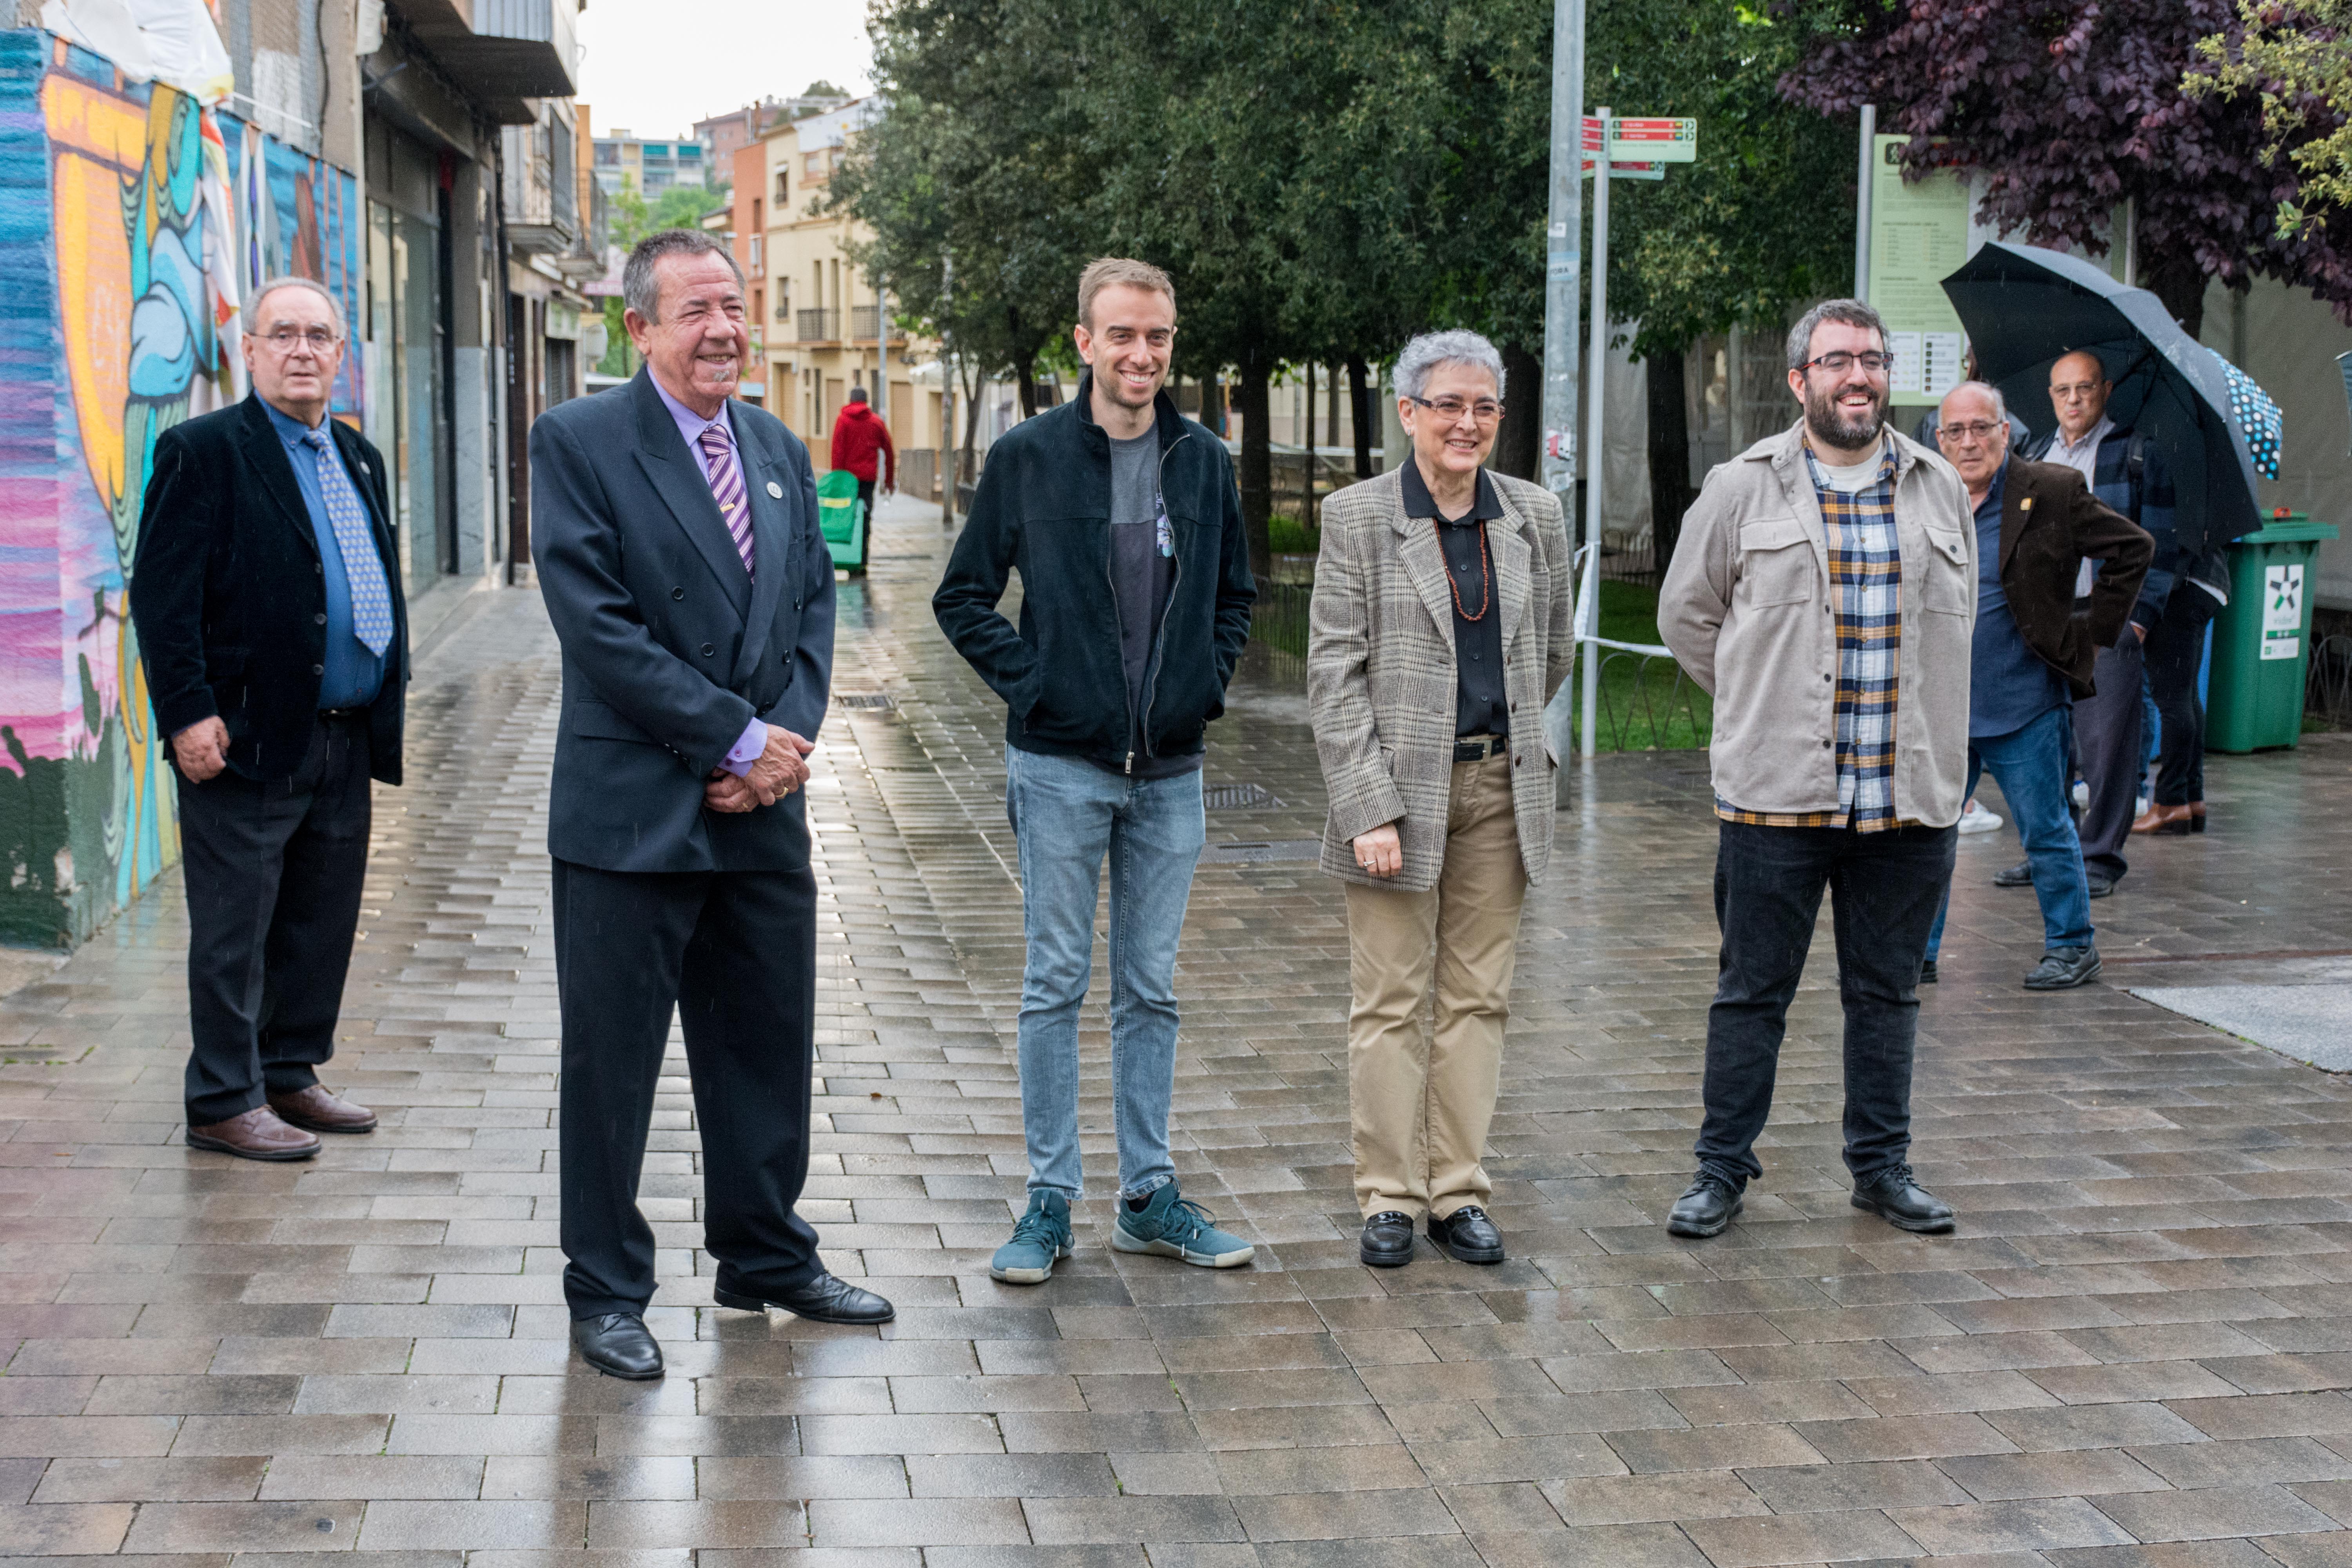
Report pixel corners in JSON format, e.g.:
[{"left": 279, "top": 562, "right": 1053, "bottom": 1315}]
[{"left": 1866, "top": 134, "right": 1971, "bottom": 407}]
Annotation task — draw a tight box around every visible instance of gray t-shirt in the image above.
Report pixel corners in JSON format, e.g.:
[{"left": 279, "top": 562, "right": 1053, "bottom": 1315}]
[{"left": 1104, "top": 431, "right": 1198, "bottom": 778}]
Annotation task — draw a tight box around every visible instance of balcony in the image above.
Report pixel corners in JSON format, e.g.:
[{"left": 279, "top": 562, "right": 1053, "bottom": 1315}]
[
  {"left": 503, "top": 113, "right": 579, "bottom": 255},
  {"left": 387, "top": 0, "right": 579, "bottom": 125},
  {"left": 797, "top": 308, "right": 840, "bottom": 343},
  {"left": 849, "top": 304, "right": 907, "bottom": 343}
]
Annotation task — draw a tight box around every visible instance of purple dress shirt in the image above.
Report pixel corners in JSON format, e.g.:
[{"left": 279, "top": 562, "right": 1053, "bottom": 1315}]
[{"left": 651, "top": 376, "right": 769, "bottom": 779}]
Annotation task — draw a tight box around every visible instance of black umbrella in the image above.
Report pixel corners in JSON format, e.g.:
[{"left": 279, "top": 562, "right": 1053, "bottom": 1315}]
[{"left": 1941, "top": 240, "right": 2277, "bottom": 552}]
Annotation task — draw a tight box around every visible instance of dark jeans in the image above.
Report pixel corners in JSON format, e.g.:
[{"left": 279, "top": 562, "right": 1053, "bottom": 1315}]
[
  {"left": 2147, "top": 588, "right": 2217, "bottom": 806},
  {"left": 1694, "top": 818, "right": 1956, "bottom": 1191},
  {"left": 2074, "top": 635, "right": 2146, "bottom": 881},
  {"left": 176, "top": 714, "right": 372, "bottom": 1125},
  {"left": 1926, "top": 705, "right": 2093, "bottom": 959},
  {"left": 553, "top": 858, "right": 821, "bottom": 1320},
  {"left": 855, "top": 477, "right": 876, "bottom": 514}
]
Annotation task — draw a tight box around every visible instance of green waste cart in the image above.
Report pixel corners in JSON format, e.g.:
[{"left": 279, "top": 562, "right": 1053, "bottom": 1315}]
[
  {"left": 2207, "top": 513, "right": 2339, "bottom": 753},
  {"left": 816, "top": 470, "right": 867, "bottom": 572}
]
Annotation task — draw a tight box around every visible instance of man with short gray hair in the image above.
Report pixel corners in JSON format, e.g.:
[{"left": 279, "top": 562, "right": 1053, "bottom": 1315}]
[
  {"left": 1658, "top": 298, "right": 1972, "bottom": 1240},
  {"left": 132, "top": 274, "right": 407, "bottom": 1162}
]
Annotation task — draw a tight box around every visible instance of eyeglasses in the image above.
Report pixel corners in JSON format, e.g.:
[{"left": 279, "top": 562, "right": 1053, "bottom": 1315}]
[
  {"left": 1409, "top": 395, "right": 1504, "bottom": 424},
  {"left": 1937, "top": 421, "right": 2005, "bottom": 443},
  {"left": 1798, "top": 352, "right": 1894, "bottom": 376},
  {"left": 259, "top": 326, "right": 341, "bottom": 354}
]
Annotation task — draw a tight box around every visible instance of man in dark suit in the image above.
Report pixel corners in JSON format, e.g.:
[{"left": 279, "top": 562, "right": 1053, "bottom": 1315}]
[
  {"left": 132, "top": 276, "right": 408, "bottom": 1162},
  {"left": 530, "top": 229, "right": 892, "bottom": 1382},
  {"left": 1921, "top": 381, "right": 2150, "bottom": 991}
]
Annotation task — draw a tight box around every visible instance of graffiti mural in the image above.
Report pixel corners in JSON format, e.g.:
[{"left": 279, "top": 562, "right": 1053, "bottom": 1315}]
[{"left": 0, "top": 29, "right": 360, "bottom": 946}]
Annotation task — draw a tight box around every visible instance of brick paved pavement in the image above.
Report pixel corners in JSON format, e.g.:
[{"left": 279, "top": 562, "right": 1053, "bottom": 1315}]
[{"left": 5, "top": 489, "right": 2352, "bottom": 1566}]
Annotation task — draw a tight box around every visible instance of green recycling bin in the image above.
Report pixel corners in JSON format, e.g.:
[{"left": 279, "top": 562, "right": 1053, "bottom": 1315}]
[
  {"left": 2207, "top": 513, "right": 2339, "bottom": 753},
  {"left": 815, "top": 469, "right": 868, "bottom": 572}
]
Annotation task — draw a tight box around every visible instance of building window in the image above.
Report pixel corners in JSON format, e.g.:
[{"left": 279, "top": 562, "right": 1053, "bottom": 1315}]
[
  {"left": 749, "top": 234, "right": 762, "bottom": 269},
  {"left": 775, "top": 170, "right": 788, "bottom": 204},
  {"left": 595, "top": 143, "right": 619, "bottom": 165}
]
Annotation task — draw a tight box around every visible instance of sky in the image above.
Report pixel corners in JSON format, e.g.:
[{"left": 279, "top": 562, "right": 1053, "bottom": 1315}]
[{"left": 574, "top": 0, "right": 875, "bottom": 141}]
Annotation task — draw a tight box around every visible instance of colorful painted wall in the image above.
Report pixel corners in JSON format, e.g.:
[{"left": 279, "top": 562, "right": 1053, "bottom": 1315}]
[{"left": 0, "top": 27, "right": 361, "bottom": 947}]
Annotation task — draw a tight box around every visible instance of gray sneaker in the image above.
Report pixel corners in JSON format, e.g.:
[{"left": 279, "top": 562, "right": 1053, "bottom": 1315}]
[
  {"left": 989, "top": 1189, "right": 1072, "bottom": 1284},
  {"left": 2023, "top": 946, "right": 2101, "bottom": 991},
  {"left": 1111, "top": 1182, "right": 1254, "bottom": 1269}
]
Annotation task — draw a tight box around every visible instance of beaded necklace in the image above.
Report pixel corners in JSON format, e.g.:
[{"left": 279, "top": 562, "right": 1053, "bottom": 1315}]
[{"left": 1439, "top": 512, "right": 1494, "bottom": 622}]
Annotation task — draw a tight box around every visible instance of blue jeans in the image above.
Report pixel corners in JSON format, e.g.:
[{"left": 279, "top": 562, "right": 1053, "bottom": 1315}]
[
  {"left": 1927, "top": 705, "right": 2094, "bottom": 960},
  {"left": 1004, "top": 746, "right": 1205, "bottom": 1201}
]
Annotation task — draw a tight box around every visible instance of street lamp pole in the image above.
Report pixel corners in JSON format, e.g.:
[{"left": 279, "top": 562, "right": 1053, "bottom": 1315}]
[{"left": 1539, "top": 0, "right": 1585, "bottom": 767}]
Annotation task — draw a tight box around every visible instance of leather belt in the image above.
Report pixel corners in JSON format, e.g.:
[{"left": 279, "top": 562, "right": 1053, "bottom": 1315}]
[{"left": 1452, "top": 734, "right": 1508, "bottom": 762}]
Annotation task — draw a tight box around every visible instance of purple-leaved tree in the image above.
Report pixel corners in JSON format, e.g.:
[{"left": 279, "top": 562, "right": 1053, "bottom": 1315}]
[{"left": 1779, "top": 0, "right": 2352, "bottom": 331}]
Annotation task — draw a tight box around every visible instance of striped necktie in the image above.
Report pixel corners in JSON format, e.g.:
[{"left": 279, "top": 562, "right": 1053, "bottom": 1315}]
[
  {"left": 698, "top": 422, "right": 755, "bottom": 579},
  {"left": 301, "top": 428, "right": 394, "bottom": 657}
]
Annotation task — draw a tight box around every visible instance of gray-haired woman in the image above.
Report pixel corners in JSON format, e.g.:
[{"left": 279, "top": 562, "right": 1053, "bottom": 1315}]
[{"left": 1307, "top": 330, "right": 1573, "bottom": 1269}]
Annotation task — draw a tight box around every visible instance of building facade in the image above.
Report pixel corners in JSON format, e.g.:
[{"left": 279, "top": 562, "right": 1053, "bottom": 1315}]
[
  {"left": 0, "top": 0, "right": 579, "bottom": 949},
  {"left": 590, "top": 128, "right": 706, "bottom": 194},
  {"left": 734, "top": 100, "right": 946, "bottom": 488}
]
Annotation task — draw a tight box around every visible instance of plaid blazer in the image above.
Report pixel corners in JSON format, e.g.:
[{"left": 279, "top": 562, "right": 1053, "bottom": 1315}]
[{"left": 1307, "top": 466, "right": 1574, "bottom": 892}]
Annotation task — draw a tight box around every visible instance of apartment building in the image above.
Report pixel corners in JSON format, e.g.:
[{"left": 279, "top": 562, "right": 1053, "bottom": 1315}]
[
  {"left": 590, "top": 128, "right": 709, "bottom": 194},
  {"left": 733, "top": 100, "right": 948, "bottom": 490}
]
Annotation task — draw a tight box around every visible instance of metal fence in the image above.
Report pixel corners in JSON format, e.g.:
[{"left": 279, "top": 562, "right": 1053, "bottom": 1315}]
[{"left": 2310, "top": 633, "right": 2352, "bottom": 730}]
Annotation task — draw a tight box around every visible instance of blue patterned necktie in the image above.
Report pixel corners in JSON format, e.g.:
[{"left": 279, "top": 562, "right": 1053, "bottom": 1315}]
[{"left": 302, "top": 428, "right": 395, "bottom": 657}]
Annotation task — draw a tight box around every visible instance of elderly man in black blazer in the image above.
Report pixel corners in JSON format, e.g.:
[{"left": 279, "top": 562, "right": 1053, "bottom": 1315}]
[
  {"left": 132, "top": 275, "right": 408, "bottom": 1163},
  {"left": 530, "top": 228, "right": 892, "bottom": 1382}
]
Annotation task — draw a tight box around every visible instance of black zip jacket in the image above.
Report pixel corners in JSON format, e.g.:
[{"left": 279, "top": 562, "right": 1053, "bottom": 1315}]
[{"left": 933, "top": 376, "right": 1255, "bottom": 771}]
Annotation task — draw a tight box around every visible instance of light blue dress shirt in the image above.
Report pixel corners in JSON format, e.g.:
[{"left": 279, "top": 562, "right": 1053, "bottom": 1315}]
[
  {"left": 264, "top": 401, "right": 385, "bottom": 710},
  {"left": 650, "top": 377, "right": 767, "bottom": 776}
]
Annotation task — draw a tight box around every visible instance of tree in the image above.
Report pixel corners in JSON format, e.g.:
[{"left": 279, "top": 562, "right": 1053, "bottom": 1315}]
[
  {"left": 2189, "top": 0, "right": 2352, "bottom": 243},
  {"left": 592, "top": 183, "right": 729, "bottom": 376},
  {"left": 801, "top": 80, "right": 850, "bottom": 100},
  {"left": 1783, "top": 0, "right": 2352, "bottom": 332}
]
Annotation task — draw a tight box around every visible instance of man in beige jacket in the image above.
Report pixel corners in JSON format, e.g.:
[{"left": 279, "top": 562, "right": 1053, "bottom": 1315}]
[{"left": 1657, "top": 299, "right": 1974, "bottom": 1241}]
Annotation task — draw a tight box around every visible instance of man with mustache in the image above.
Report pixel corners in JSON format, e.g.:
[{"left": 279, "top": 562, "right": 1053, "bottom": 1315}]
[{"left": 1658, "top": 300, "right": 1975, "bottom": 1240}]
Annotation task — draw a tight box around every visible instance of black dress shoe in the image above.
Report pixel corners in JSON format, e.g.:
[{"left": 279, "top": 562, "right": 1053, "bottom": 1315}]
[
  {"left": 573, "top": 1313, "right": 663, "bottom": 1379},
  {"left": 1851, "top": 1166, "right": 1956, "bottom": 1233},
  {"left": 714, "top": 1272, "right": 895, "bottom": 1325},
  {"left": 1360, "top": 1210, "right": 1416, "bottom": 1268},
  {"left": 1427, "top": 1205, "right": 1505, "bottom": 1265},
  {"left": 1666, "top": 1174, "right": 1742, "bottom": 1238},
  {"left": 1918, "top": 959, "right": 1939, "bottom": 985},
  {"left": 1992, "top": 859, "right": 2034, "bottom": 888},
  {"left": 2084, "top": 869, "right": 2117, "bottom": 898},
  {"left": 2023, "top": 945, "right": 2102, "bottom": 991}
]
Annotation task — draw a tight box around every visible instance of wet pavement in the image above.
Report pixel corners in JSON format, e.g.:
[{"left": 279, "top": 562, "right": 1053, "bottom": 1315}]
[{"left": 5, "top": 488, "right": 2352, "bottom": 1565}]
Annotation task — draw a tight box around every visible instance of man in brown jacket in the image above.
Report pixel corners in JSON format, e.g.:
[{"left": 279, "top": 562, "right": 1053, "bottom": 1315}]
[{"left": 1921, "top": 381, "right": 2151, "bottom": 991}]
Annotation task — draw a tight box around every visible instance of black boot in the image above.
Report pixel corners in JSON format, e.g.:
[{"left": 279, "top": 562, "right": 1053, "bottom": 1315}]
[
  {"left": 1666, "top": 1174, "right": 1742, "bottom": 1238},
  {"left": 1851, "top": 1166, "right": 1956, "bottom": 1233}
]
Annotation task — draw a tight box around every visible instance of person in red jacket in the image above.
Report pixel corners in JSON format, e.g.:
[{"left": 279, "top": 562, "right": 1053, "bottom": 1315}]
[{"left": 829, "top": 388, "right": 895, "bottom": 519}]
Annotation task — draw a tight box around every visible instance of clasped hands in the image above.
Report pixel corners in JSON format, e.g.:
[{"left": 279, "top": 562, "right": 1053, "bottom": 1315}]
[{"left": 705, "top": 724, "right": 814, "bottom": 813}]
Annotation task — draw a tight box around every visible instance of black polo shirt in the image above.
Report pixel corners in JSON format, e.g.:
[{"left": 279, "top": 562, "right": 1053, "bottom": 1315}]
[{"left": 1400, "top": 457, "right": 1508, "bottom": 739}]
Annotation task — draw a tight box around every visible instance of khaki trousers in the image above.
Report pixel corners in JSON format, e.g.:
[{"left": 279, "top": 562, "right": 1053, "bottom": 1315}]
[{"left": 1345, "top": 751, "right": 1528, "bottom": 1220}]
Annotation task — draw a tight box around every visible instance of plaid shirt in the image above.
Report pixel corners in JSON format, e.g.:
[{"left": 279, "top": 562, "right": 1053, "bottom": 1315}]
[{"left": 1716, "top": 440, "right": 1904, "bottom": 832}]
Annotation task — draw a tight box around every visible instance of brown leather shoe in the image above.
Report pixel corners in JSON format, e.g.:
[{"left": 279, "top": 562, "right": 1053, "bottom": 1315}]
[
  {"left": 2131, "top": 802, "right": 2196, "bottom": 836},
  {"left": 186, "top": 1106, "right": 321, "bottom": 1161},
  {"left": 267, "top": 1085, "right": 378, "bottom": 1134}
]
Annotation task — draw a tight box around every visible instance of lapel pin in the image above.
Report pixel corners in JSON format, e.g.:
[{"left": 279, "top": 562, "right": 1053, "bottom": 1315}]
[{"left": 767, "top": 481, "right": 784, "bottom": 498}]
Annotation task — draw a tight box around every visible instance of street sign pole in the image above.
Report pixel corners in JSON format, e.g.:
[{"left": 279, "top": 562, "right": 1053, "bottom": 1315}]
[
  {"left": 1539, "top": 0, "right": 1585, "bottom": 773},
  {"left": 1580, "top": 106, "right": 1610, "bottom": 761},
  {"left": 1853, "top": 104, "right": 1875, "bottom": 302}
]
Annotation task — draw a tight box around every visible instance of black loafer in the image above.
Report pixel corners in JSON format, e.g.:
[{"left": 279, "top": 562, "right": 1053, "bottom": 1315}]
[
  {"left": 1918, "top": 959, "right": 1938, "bottom": 985},
  {"left": 1360, "top": 1210, "right": 1416, "bottom": 1269},
  {"left": 1666, "top": 1174, "right": 1742, "bottom": 1238},
  {"left": 1427, "top": 1205, "right": 1505, "bottom": 1265},
  {"left": 2084, "top": 869, "right": 2118, "bottom": 898},
  {"left": 573, "top": 1312, "right": 663, "bottom": 1380},
  {"left": 1992, "top": 859, "right": 2034, "bottom": 888},
  {"left": 2023, "top": 945, "right": 2101, "bottom": 991},
  {"left": 714, "top": 1271, "right": 895, "bottom": 1325},
  {"left": 1851, "top": 1166, "right": 1956, "bottom": 1233}
]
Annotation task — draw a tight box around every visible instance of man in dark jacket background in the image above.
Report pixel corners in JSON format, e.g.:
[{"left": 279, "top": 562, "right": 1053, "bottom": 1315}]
[
  {"left": 828, "top": 387, "right": 895, "bottom": 517},
  {"left": 934, "top": 257, "right": 1256, "bottom": 1285},
  {"left": 1923, "top": 381, "right": 2151, "bottom": 991},
  {"left": 131, "top": 276, "right": 408, "bottom": 1161}
]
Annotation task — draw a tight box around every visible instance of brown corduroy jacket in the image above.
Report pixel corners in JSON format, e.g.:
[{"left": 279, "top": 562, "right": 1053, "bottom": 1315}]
[{"left": 1991, "top": 457, "right": 2153, "bottom": 697}]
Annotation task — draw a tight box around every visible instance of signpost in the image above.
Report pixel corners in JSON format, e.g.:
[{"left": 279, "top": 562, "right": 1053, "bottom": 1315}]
[
  {"left": 1865, "top": 132, "right": 1971, "bottom": 407},
  {"left": 1537, "top": 0, "right": 1586, "bottom": 772}
]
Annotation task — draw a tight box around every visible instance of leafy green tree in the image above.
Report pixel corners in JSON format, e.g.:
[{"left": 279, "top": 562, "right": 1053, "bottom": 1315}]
[{"left": 2189, "top": 0, "right": 2352, "bottom": 242}]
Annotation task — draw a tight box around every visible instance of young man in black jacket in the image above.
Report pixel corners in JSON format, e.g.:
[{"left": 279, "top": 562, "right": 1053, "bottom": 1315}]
[{"left": 933, "top": 258, "right": 1256, "bottom": 1283}]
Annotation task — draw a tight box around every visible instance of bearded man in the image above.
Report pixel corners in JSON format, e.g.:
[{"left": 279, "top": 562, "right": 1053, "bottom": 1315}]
[{"left": 1656, "top": 299, "right": 1975, "bottom": 1241}]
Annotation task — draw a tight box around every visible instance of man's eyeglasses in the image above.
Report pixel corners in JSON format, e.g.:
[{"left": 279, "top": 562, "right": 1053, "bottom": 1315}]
[
  {"left": 1409, "top": 395, "right": 1504, "bottom": 424},
  {"left": 1798, "top": 352, "right": 1894, "bottom": 376},
  {"left": 1936, "top": 421, "right": 2005, "bottom": 443},
  {"left": 259, "top": 326, "right": 341, "bottom": 354}
]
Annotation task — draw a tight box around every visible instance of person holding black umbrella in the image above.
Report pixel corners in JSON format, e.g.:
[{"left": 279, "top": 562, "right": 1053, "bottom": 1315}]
[{"left": 2019, "top": 350, "right": 2178, "bottom": 897}]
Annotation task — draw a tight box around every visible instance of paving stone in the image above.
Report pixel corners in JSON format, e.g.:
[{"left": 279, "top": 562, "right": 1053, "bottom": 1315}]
[{"left": 0, "top": 502, "right": 2348, "bottom": 1559}]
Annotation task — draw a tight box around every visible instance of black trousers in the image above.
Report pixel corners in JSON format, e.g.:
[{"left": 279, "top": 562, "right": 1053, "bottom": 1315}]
[
  {"left": 176, "top": 714, "right": 372, "bottom": 1126},
  {"left": 1693, "top": 819, "right": 1955, "bottom": 1191},
  {"left": 855, "top": 477, "right": 876, "bottom": 515},
  {"left": 2146, "top": 589, "right": 2218, "bottom": 807},
  {"left": 2074, "top": 635, "right": 2147, "bottom": 881},
  {"left": 553, "top": 857, "right": 821, "bottom": 1319}
]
